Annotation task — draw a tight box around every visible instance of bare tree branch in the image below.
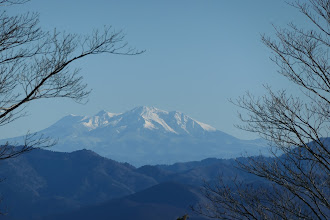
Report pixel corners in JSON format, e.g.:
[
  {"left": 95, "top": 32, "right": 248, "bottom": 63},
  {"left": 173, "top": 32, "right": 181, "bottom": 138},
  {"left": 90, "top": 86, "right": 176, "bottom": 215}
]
[{"left": 196, "top": 0, "right": 329, "bottom": 219}]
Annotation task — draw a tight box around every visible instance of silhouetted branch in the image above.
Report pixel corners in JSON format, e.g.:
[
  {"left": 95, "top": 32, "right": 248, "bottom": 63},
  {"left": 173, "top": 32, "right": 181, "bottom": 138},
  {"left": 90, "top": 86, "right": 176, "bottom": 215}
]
[{"left": 197, "top": 0, "right": 329, "bottom": 219}]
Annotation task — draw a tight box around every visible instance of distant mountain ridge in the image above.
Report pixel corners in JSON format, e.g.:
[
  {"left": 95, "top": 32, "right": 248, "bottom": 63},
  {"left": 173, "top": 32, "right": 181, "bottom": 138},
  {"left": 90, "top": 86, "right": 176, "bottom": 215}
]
[
  {"left": 47, "top": 106, "right": 217, "bottom": 136},
  {"left": 2, "top": 106, "right": 268, "bottom": 166},
  {"left": 46, "top": 182, "right": 207, "bottom": 220},
  {"left": 2, "top": 139, "right": 327, "bottom": 219},
  {"left": 0, "top": 148, "right": 255, "bottom": 220},
  {"left": 0, "top": 149, "right": 156, "bottom": 219}
]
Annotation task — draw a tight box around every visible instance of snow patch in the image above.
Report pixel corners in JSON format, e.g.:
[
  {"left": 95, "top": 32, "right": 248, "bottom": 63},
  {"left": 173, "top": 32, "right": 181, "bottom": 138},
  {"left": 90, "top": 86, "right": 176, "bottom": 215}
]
[
  {"left": 107, "top": 112, "right": 121, "bottom": 118},
  {"left": 143, "top": 120, "right": 156, "bottom": 130},
  {"left": 82, "top": 117, "right": 99, "bottom": 130},
  {"left": 140, "top": 108, "right": 177, "bottom": 133},
  {"left": 196, "top": 121, "right": 216, "bottom": 132},
  {"left": 108, "top": 117, "right": 122, "bottom": 126}
]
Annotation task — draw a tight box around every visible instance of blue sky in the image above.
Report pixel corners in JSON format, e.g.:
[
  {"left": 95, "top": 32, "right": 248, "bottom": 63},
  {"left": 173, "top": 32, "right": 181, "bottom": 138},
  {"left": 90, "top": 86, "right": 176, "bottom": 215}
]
[{"left": 1, "top": 0, "right": 307, "bottom": 139}]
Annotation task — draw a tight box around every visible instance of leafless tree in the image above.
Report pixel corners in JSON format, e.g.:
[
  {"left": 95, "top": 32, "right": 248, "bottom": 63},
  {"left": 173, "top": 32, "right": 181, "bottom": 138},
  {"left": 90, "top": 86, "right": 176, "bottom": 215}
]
[
  {"left": 0, "top": 0, "right": 143, "bottom": 162},
  {"left": 195, "top": 0, "right": 329, "bottom": 219}
]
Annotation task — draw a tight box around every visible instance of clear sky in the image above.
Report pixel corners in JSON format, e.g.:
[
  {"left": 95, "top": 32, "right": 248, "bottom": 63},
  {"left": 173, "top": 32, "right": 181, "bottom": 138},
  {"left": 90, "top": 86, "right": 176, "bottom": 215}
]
[{"left": 0, "top": 0, "right": 308, "bottom": 139}]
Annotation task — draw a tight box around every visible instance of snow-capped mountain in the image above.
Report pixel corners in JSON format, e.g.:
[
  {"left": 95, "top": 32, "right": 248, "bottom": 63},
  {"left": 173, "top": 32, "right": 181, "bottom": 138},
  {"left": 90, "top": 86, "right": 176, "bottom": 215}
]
[
  {"left": 3, "top": 106, "right": 268, "bottom": 166},
  {"left": 48, "top": 106, "right": 216, "bottom": 136}
]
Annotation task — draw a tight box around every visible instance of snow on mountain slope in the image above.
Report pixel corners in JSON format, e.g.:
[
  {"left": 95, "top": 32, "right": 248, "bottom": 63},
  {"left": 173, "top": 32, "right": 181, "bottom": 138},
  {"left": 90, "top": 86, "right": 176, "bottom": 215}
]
[
  {"left": 48, "top": 106, "right": 217, "bottom": 137},
  {"left": 1, "top": 106, "right": 268, "bottom": 166},
  {"left": 121, "top": 106, "right": 217, "bottom": 135}
]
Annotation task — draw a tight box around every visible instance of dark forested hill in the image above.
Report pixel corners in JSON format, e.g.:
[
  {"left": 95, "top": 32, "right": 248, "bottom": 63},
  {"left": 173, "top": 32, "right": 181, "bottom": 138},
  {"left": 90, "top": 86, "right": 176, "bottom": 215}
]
[
  {"left": 0, "top": 149, "right": 156, "bottom": 219},
  {"left": 45, "top": 182, "right": 208, "bottom": 220},
  {"left": 0, "top": 148, "right": 262, "bottom": 220}
]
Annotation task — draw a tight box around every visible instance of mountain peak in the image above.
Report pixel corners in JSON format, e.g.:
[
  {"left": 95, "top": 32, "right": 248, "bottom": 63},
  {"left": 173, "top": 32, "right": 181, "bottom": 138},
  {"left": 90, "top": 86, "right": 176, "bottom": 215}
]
[
  {"left": 125, "top": 106, "right": 216, "bottom": 134},
  {"left": 94, "top": 110, "right": 121, "bottom": 118},
  {"left": 2, "top": 106, "right": 268, "bottom": 166},
  {"left": 126, "top": 106, "right": 175, "bottom": 133},
  {"left": 95, "top": 110, "right": 108, "bottom": 116},
  {"left": 131, "top": 106, "right": 164, "bottom": 114},
  {"left": 47, "top": 107, "right": 217, "bottom": 136}
]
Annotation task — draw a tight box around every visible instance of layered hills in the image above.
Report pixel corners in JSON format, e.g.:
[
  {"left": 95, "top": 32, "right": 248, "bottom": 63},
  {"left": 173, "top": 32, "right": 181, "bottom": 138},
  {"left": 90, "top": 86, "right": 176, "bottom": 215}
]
[{"left": 0, "top": 149, "right": 259, "bottom": 220}]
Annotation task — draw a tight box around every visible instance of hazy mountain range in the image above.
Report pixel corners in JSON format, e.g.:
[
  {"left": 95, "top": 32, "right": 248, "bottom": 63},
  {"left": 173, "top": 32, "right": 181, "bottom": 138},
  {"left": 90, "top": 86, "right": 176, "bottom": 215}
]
[
  {"left": 2, "top": 106, "right": 268, "bottom": 166},
  {"left": 1, "top": 139, "right": 328, "bottom": 220},
  {"left": 0, "top": 148, "right": 261, "bottom": 220}
]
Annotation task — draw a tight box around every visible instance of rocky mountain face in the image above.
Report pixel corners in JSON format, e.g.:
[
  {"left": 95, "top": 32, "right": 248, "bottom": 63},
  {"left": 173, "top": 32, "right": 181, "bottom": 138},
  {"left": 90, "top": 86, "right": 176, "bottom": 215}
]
[{"left": 3, "top": 106, "right": 268, "bottom": 166}]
